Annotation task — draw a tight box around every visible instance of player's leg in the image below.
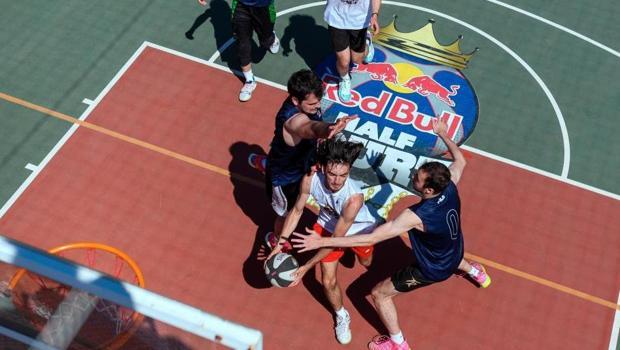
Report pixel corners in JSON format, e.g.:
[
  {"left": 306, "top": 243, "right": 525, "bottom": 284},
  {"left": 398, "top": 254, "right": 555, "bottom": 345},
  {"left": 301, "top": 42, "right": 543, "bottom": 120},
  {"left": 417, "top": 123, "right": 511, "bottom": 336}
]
[
  {"left": 232, "top": 1, "right": 257, "bottom": 101},
  {"left": 458, "top": 258, "right": 491, "bottom": 288},
  {"left": 349, "top": 28, "right": 368, "bottom": 65},
  {"left": 352, "top": 244, "right": 374, "bottom": 267},
  {"left": 368, "top": 264, "right": 434, "bottom": 349},
  {"left": 320, "top": 259, "right": 352, "bottom": 344},
  {"left": 253, "top": 1, "right": 279, "bottom": 53},
  {"left": 265, "top": 177, "right": 298, "bottom": 251},
  {"left": 328, "top": 26, "right": 353, "bottom": 102}
]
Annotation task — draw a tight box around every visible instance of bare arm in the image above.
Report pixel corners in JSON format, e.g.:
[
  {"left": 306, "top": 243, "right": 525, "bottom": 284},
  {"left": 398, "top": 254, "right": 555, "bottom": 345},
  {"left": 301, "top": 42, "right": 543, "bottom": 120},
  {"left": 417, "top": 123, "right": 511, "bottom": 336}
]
[
  {"left": 265, "top": 174, "right": 311, "bottom": 263},
  {"left": 433, "top": 119, "right": 466, "bottom": 184},
  {"left": 284, "top": 114, "right": 357, "bottom": 145},
  {"left": 301, "top": 194, "right": 364, "bottom": 267},
  {"left": 292, "top": 208, "right": 422, "bottom": 251},
  {"left": 369, "top": 0, "right": 381, "bottom": 35}
]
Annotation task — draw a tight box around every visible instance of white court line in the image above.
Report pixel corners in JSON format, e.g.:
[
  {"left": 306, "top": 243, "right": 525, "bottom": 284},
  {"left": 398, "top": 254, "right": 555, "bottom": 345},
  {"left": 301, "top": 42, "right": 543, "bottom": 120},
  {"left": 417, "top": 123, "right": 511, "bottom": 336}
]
[
  {"left": 207, "top": 1, "right": 572, "bottom": 179},
  {"left": 610, "top": 291, "right": 620, "bottom": 350},
  {"left": 483, "top": 0, "right": 620, "bottom": 59},
  {"left": 24, "top": 163, "right": 37, "bottom": 172},
  {"left": 82, "top": 98, "right": 94, "bottom": 105},
  {"left": 0, "top": 42, "right": 150, "bottom": 219},
  {"left": 147, "top": 42, "right": 620, "bottom": 201}
]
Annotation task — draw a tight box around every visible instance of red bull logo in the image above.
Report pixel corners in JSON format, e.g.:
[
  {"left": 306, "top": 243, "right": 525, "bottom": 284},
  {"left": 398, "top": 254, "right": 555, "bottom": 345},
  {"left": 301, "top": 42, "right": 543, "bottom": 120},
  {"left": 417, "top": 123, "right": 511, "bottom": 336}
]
[{"left": 353, "top": 63, "right": 460, "bottom": 107}]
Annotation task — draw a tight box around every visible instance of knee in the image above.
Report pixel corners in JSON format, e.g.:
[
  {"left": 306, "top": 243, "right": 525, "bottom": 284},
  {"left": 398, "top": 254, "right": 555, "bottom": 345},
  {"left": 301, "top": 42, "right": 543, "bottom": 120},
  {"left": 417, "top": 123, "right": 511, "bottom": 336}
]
[
  {"left": 358, "top": 255, "right": 373, "bottom": 268},
  {"left": 371, "top": 285, "right": 387, "bottom": 302},
  {"left": 322, "top": 276, "right": 338, "bottom": 291}
]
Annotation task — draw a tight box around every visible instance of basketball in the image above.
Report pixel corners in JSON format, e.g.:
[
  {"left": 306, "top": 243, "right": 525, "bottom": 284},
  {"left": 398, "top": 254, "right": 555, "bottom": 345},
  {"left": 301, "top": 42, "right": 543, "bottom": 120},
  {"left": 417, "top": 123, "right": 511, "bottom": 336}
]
[{"left": 264, "top": 253, "right": 299, "bottom": 288}]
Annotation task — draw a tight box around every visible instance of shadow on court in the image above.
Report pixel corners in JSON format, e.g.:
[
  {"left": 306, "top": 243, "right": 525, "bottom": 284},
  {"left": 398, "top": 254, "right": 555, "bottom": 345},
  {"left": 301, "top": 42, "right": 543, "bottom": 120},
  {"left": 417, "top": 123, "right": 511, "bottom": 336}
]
[{"left": 280, "top": 14, "right": 331, "bottom": 69}]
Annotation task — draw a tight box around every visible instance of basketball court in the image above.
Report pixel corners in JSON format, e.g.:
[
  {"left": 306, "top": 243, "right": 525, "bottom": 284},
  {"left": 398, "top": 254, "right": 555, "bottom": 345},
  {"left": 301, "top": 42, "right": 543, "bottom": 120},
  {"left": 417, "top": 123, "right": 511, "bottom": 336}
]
[{"left": 0, "top": 1, "right": 618, "bottom": 349}]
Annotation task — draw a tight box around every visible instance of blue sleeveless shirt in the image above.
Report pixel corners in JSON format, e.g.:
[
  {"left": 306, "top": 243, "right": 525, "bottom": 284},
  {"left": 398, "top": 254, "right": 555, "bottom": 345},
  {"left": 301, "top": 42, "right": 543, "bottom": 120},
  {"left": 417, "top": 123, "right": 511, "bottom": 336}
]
[
  {"left": 267, "top": 97, "right": 323, "bottom": 187},
  {"left": 407, "top": 181, "right": 464, "bottom": 282}
]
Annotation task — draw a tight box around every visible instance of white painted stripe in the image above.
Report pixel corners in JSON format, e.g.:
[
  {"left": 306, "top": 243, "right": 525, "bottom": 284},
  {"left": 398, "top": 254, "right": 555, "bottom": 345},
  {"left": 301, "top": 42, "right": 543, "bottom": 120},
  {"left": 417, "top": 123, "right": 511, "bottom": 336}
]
[
  {"left": 146, "top": 42, "right": 286, "bottom": 91},
  {"left": 82, "top": 98, "right": 94, "bottom": 105},
  {"left": 0, "top": 42, "right": 150, "bottom": 219},
  {"left": 609, "top": 290, "right": 620, "bottom": 350},
  {"left": 207, "top": 1, "right": 572, "bottom": 178},
  {"left": 462, "top": 146, "right": 620, "bottom": 201},
  {"left": 148, "top": 42, "right": 618, "bottom": 201},
  {"left": 483, "top": 0, "right": 620, "bottom": 59},
  {"left": 24, "top": 163, "right": 38, "bottom": 172}
]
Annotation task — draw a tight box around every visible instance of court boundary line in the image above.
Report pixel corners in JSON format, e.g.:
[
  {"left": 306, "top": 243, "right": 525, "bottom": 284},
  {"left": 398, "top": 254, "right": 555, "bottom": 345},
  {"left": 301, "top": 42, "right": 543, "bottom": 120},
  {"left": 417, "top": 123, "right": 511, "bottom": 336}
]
[
  {"left": 149, "top": 41, "right": 619, "bottom": 201},
  {"left": 207, "top": 1, "right": 572, "bottom": 178},
  {"left": 0, "top": 41, "right": 150, "bottom": 219},
  {"left": 482, "top": 0, "right": 620, "bottom": 59},
  {"left": 0, "top": 42, "right": 618, "bottom": 314}
]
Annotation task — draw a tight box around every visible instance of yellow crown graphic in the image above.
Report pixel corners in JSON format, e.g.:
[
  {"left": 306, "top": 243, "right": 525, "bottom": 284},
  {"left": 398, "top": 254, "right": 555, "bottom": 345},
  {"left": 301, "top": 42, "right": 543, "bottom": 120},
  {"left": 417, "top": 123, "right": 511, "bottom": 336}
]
[{"left": 374, "top": 18, "right": 478, "bottom": 70}]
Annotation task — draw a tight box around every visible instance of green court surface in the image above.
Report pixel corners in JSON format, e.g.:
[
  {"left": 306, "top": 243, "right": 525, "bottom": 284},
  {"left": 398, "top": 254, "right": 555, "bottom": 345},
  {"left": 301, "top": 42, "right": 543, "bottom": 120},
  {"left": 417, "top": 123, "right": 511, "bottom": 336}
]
[{"left": 0, "top": 0, "right": 619, "bottom": 348}]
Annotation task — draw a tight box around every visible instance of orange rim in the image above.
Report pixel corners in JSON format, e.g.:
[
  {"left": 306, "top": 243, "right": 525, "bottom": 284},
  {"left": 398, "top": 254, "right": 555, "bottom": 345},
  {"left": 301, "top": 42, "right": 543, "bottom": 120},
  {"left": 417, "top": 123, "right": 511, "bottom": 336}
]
[{"left": 9, "top": 242, "right": 145, "bottom": 350}]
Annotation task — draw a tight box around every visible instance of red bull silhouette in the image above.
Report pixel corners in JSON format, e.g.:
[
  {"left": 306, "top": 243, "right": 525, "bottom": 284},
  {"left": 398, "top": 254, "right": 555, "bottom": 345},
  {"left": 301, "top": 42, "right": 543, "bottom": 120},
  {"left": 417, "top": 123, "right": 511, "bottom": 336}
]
[
  {"left": 403, "top": 75, "right": 459, "bottom": 107},
  {"left": 352, "top": 63, "right": 399, "bottom": 84}
]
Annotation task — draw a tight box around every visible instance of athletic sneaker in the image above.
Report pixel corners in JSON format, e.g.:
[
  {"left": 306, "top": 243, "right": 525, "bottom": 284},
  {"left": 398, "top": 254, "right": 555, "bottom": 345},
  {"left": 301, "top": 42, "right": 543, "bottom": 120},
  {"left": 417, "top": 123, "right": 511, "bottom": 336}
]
[
  {"left": 264, "top": 232, "right": 292, "bottom": 252},
  {"left": 335, "top": 311, "right": 352, "bottom": 344},
  {"left": 364, "top": 33, "right": 375, "bottom": 63},
  {"left": 239, "top": 80, "right": 257, "bottom": 102},
  {"left": 368, "top": 335, "right": 411, "bottom": 350},
  {"left": 470, "top": 261, "right": 491, "bottom": 288},
  {"left": 248, "top": 153, "right": 267, "bottom": 174},
  {"left": 338, "top": 77, "right": 352, "bottom": 102},
  {"left": 269, "top": 34, "right": 280, "bottom": 54}
]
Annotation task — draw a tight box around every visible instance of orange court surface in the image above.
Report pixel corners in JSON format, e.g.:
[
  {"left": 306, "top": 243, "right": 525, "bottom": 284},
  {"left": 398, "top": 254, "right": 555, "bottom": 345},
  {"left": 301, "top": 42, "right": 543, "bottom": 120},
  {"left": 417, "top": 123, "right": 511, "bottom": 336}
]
[{"left": 0, "top": 44, "right": 619, "bottom": 349}]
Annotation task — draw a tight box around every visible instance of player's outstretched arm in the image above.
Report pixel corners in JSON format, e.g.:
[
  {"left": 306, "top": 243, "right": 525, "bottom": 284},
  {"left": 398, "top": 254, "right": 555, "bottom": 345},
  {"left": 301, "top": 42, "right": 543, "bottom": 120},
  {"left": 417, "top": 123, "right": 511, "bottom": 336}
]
[
  {"left": 292, "top": 208, "right": 422, "bottom": 251},
  {"left": 433, "top": 119, "right": 466, "bottom": 184},
  {"left": 264, "top": 174, "right": 311, "bottom": 264},
  {"left": 286, "top": 114, "right": 358, "bottom": 141}
]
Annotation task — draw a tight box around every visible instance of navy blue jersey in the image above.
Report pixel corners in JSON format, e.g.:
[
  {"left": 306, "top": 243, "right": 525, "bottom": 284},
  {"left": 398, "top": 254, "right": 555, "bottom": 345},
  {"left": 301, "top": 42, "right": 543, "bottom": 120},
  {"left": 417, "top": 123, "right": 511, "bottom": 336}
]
[
  {"left": 267, "top": 97, "right": 323, "bottom": 187},
  {"left": 407, "top": 181, "right": 464, "bottom": 282},
  {"left": 238, "top": 0, "right": 272, "bottom": 7}
]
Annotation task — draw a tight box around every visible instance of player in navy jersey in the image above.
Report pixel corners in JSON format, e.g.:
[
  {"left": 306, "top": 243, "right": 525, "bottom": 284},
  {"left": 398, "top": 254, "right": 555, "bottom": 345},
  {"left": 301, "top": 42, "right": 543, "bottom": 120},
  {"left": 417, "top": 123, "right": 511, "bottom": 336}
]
[
  {"left": 292, "top": 119, "right": 491, "bottom": 350},
  {"left": 259, "top": 70, "right": 357, "bottom": 252}
]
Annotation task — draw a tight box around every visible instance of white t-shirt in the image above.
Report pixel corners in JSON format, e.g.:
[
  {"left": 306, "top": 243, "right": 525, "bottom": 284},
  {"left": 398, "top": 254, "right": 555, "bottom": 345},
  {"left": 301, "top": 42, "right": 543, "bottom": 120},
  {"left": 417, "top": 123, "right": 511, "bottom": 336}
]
[
  {"left": 310, "top": 172, "right": 376, "bottom": 236},
  {"left": 324, "top": 0, "right": 372, "bottom": 30}
]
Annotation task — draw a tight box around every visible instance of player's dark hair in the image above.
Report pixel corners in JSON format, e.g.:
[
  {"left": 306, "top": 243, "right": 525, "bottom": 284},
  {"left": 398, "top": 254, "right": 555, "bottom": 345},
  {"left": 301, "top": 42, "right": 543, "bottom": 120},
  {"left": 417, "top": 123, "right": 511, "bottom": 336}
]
[
  {"left": 317, "top": 138, "right": 364, "bottom": 167},
  {"left": 287, "top": 69, "right": 324, "bottom": 102},
  {"left": 418, "top": 162, "right": 451, "bottom": 193}
]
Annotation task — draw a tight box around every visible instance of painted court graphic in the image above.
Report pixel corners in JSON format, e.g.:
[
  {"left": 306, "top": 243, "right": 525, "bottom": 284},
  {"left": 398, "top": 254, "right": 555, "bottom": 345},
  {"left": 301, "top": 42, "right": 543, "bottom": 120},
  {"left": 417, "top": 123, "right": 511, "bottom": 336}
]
[{"left": 316, "top": 20, "right": 478, "bottom": 219}]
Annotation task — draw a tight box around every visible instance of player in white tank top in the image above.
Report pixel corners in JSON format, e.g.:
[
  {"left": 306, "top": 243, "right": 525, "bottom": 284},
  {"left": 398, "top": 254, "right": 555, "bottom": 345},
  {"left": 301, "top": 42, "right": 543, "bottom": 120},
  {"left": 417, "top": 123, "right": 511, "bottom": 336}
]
[
  {"left": 264, "top": 137, "right": 375, "bottom": 345},
  {"left": 310, "top": 171, "right": 375, "bottom": 236}
]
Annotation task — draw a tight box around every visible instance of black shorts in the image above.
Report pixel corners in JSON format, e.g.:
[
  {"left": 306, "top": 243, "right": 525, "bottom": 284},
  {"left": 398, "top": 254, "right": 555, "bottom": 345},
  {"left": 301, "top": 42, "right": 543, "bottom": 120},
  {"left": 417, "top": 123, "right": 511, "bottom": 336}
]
[
  {"left": 391, "top": 263, "right": 436, "bottom": 292},
  {"left": 265, "top": 172, "right": 300, "bottom": 217},
  {"left": 328, "top": 26, "right": 368, "bottom": 53}
]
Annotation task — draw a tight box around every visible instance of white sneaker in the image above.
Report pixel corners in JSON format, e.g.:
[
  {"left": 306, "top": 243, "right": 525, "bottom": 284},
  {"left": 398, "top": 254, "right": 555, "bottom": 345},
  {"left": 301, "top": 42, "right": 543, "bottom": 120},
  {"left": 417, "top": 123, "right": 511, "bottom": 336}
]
[
  {"left": 338, "top": 77, "right": 352, "bottom": 103},
  {"left": 335, "top": 311, "right": 352, "bottom": 344},
  {"left": 239, "top": 81, "right": 257, "bottom": 102},
  {"left": 269, "top": 34, "right": 280, "bottom": 54}
]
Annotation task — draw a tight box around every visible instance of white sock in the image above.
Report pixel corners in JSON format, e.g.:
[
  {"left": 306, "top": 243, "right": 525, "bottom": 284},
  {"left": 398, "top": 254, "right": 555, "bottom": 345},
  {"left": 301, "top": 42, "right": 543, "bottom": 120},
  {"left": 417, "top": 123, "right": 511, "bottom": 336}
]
[
  {"left": 390, "top": 331, "right": 405, "bottom": 345},
  {"left": 243, "top": 70, "right": 254, "bottom": 83},
  {"left": 340, "top": 73, "right": 350, "bottom": 81},
  {"left": 468, "top": 266, "right": 480, "bottom": 277},
  {"left": 335, "top": 307, "right": 348, "bottom": 318}
]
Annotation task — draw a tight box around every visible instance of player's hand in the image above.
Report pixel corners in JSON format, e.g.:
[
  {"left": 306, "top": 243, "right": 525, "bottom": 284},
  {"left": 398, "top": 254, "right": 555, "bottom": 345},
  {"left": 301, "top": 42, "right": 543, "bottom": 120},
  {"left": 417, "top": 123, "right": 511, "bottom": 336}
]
[
  {"left": 197, "top": 0, "right": 207, "bottom": 6},
  {"left": 263, "top": 244, "right": 283, "bottom": 268},
  {"left": 289, "top": 264, "right": 311, "bottom": 287},
  {"left": 291, "top": 228, "right": 322, "bottom": 252},
  {"left": 432, "top": 118, "right": 448, "bottom": 136},
  {"left": 369, "top": 16, "right": 380, "bottom": 35},
  {"left": 327, "top": 115, "right": 358, "bottom": 139}
]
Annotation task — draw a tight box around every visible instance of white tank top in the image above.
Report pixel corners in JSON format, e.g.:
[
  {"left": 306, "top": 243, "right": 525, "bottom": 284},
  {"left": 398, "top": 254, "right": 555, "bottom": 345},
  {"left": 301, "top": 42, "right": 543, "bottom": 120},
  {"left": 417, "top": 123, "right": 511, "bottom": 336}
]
[
  {"left": 310, "top": 172, "right": 376, "bottom": 236},
  {"left": 324, "top": 0, "right": 371, "bottom": 30}
]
